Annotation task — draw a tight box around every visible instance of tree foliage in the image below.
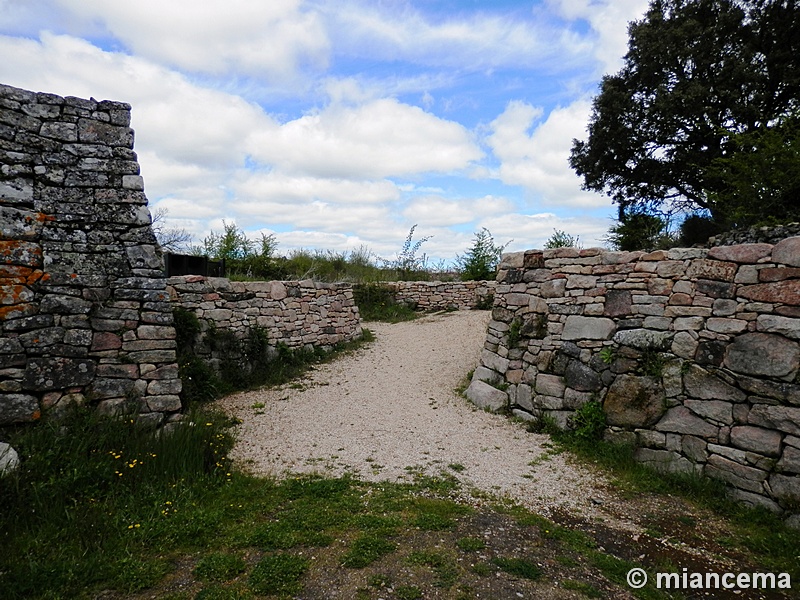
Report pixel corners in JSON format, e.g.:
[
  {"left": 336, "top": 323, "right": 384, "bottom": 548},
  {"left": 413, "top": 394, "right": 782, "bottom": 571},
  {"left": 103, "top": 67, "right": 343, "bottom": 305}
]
[
  {"left": 457, "top": 228, "right": 509, "bottom": 281},
  {"left": 570, "top": 0, "right": 800, "bottom": 228},
  {"left": 543, "top": 229, "right": 580, "bottom": 249}
]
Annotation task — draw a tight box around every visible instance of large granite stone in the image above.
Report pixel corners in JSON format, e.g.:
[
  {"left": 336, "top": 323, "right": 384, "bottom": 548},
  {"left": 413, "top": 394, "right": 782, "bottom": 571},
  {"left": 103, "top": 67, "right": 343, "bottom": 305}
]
[
  {"left": 724, "top": 333, "right": 800, "bottom": 378},
  {"left": 562, "top": 316, "right": 616, "bottom": 340},
  {"left": 604, "top": 375, "right": 665, "bottom": 428},
  {"left": 771, "top": 236, "right": 800, "bottom": 267},
  {"left": 465, "top": 379, "right": 508, "bottom": 412}
]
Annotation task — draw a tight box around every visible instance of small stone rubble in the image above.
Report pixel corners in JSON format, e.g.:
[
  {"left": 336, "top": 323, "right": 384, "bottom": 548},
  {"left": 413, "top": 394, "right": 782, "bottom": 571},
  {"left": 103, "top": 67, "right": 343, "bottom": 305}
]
[{"left": 468, "top": 240, "right": 800, "bottom": 517}]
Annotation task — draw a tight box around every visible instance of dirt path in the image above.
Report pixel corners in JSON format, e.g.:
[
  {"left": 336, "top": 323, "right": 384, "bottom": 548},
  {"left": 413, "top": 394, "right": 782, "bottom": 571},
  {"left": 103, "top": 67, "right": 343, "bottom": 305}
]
[{"left": 218, "top": 310, "right": 610, "bottom": 519}]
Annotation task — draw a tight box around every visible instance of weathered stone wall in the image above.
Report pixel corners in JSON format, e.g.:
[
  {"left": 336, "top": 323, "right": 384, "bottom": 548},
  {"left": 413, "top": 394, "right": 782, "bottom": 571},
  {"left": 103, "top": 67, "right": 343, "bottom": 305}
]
[
  {"left": 383, "top": 280, "right": 495, "bottom": 311},
  {"left": 466, "top": 241, "right": 800, "bottom": 516},
  {"left": 0, "top": 84, "right": 182, "bottom": 427},
  {"left": 167, "top": 276, "right": 362, "bottom": 360}
]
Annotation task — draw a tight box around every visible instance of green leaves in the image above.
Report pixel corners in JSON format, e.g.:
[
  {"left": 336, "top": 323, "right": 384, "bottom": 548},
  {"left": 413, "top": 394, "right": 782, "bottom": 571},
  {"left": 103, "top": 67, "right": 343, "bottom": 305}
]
[{"left": 570, "top": 0, "right": 800, "bottom": 228}]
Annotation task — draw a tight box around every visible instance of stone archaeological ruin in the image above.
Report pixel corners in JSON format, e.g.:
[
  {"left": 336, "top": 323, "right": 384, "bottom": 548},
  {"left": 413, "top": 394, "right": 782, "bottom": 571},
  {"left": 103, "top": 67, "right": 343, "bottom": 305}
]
[{"left": 467, "top": 242, "right": 800, "bottom": 518}]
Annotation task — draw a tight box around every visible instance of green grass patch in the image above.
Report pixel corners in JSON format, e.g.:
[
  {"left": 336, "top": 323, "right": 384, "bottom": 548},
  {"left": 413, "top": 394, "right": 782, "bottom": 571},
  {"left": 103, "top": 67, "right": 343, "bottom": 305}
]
[
  {"left": 553, "top": 433, "right": 800, "bottom": 580},
  {"left": 407, "top": 550, "right": 459, "bottom": 588},
  {"left": 491, "top": 556, "right": 543, "bottom": 580},
  {"left": 248, "top": 552, "right": 309, "bottom": 595},
  {"left": 193, "top": 552, "right": 246, "bottom": 582},
  {"left": 341, "top": 534, "right": 397, "bottom": 568},
  {"left": 456, "top": 536, "right": 486, "bottom": 552}
]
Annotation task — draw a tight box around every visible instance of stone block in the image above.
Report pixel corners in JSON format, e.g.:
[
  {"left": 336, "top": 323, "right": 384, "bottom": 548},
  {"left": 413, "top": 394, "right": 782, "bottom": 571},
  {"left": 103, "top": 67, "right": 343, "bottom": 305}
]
[
  {"left": 671, "top": 331, "right": 699, "bottom": 359},
  {"left": 535, "top": 373, "right": 565, "bottom": 397},
  {"left": 685, "top": 400, "right": 734, "bottom": 425},
  {"left": 687, "top": 259, "right": 737, "bottom": 282},
  {"left": 756, "top": 315, "right": 800, "bottom": 340},
  {"left": 771, "top": 236, "right": 800, "bottom": 267},
  {"left": 777, "top": 446, "right": 800, "bottom": 474},
  {"left": 705, "top": 318, "right": 747, "bottom": 334},
  {"left": 613, "top": 328, "right": 672, "bottom": 350},
  {"left": 769, "top": 473, "right": 800, "bottom": 503},
  {"left": 540, "top": 278, "right": 566, "bottom": 298},
  {"left": 481, "top": 349, "right": 509, "bottom": 374},
  {"left": 0, "top": 393, "right": 40, "bottom": 424},
  {"left": 0, "top": 442, "right": 20, "bottom": 474},
  {"left": 724, "top": 333, "right": 799, "bottom": 378},
  {"left": 635, "top": 448, "right": 696, "bottom": 474},
  {"left": 682, "top": 435, "right": 708, "bottom": 463},
  {"left": 738, "top": 280, "right": 800, "bottom": 305},
  {"left": 748, "top": 405, "right": 800, "bottom": 436},
  {"left": 707, "top": 243, "right": 773, "bottom": 263},
  {"left": 655, "top": 406, "right": 718, "bottom": 438},
  {"left": 683, "top": 364, "right": 746, "bottom": 402},
  {"left": 604, "top": 374, "right": 665, "bottom": 428},
  {"left": 465, "top": 379, "right": 508, "bottom": 412},
  {"left": 730, "top": 426, "right": 782, "bottom": 457},
  {"left": 564, "top": 359, "right": 602, "bottom": 391},
  {"left": 514, "top": 383, "right": 533, "bottom": 411},
  {"left": 22, "top": 357, "right": 95, "bottom": 390},
  {"left": 562, "top": 316, "right": 616, "bottom": 340},
  {"left": 706, "top": 454, "right": 767, "bottom": 493}
]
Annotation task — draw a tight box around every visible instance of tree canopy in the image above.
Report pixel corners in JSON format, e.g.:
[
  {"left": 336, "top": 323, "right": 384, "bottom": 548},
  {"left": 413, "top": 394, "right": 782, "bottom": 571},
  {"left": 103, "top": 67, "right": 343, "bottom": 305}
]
[{"left": 569, "top": 0, "right": 800, "bottom": 228}]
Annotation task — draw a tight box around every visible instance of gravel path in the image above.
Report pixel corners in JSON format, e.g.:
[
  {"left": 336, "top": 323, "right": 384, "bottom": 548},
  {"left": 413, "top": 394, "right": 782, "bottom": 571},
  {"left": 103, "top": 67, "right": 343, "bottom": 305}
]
[{"left": 217, "top": 310, "right": 609, "bottom": 517}]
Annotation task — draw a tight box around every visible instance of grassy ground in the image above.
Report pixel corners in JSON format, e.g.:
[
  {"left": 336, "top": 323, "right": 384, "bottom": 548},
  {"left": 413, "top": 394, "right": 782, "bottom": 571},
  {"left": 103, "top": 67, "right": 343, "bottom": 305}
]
[{"left": 2, "top": 402, "right": 799, "bottom": 599}]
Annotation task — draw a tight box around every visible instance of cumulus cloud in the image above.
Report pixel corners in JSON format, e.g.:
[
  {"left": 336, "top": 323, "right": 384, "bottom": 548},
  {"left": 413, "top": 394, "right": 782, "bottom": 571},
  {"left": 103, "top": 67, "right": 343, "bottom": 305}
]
[
  {"left": 247, "top": 98, "right": 483, "bottom": 179},
  {"left": 486, "top": 99, "right": 610, "bottom": 209},
  {"left": 478, "top": 212, "right": 611, "bottom": 250},
  {"left": 403, "top": 195, "right": 515, "bottom": 227},
  {"left": 545, "top": 0, "right": 650, "bottom": 74},
  {"left": 52, "top": 0, "right": 330, "bottom": 79}
]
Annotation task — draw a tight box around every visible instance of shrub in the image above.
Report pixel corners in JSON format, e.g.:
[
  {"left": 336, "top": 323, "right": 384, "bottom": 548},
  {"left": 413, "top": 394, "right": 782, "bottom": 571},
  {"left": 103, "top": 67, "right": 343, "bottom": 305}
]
[{"left": 568, "top": 400, "right": 606, "bottom": 441}]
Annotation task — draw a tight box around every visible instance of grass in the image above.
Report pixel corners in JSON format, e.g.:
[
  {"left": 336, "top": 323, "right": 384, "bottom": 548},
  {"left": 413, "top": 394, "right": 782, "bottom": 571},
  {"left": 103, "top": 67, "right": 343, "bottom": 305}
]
[
  {"left": 352, "top": 282, "right": 419, "bottom": 322},
  {"left": 551, "top": 432, "right": 800, "bottom": 581}
]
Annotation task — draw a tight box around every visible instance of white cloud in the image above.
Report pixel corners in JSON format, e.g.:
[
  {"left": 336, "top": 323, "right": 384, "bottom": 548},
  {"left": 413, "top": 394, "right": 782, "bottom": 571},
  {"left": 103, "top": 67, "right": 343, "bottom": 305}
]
[
  {"left": 546, "top": 0, "right": 650, "bottom": 74},
  {"left": 478, "top": 212, "right": 611, "bottom": 250},
  {"left": 329, "top": 1, "right": 593, "bottom": 72},
  {"left": 233, "top": 172, "right": 401, "bottom": 205},
  {"left": 247, "top": 97, "right": 483, "bottom": 179},
  {"left": 52, "top": 0, "right": 330, "bottom": 80},
  {"left": 486, "top": 99, "right": 610, "bottom": 209},
  {"left": 403, "top": 195, "right": 515, "bottom": 227}
]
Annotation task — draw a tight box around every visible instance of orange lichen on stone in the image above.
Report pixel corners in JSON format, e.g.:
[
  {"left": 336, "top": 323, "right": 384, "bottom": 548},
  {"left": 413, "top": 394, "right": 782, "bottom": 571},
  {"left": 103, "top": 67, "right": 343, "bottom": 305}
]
[
  {"left": 0, "top": 240, "right": 43, "bottom": 267},
  {"left": 0, "top": 264, "right": 47, "bottom": 285}
]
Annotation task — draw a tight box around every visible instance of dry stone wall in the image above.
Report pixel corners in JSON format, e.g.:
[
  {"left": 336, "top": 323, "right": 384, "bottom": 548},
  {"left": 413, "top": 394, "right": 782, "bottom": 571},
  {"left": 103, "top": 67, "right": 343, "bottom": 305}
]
[
  {"left": 383, "top": 280, "right": 495, "bottom": 311},
  {"left": 466, "top": 241, "right": 800, "bottom": 517},
  {"left": 167, "top": 276, "right": 362, "bottom": 362},
  {"left": 0, "top": 84, "right": 182, "bottom": 427}
]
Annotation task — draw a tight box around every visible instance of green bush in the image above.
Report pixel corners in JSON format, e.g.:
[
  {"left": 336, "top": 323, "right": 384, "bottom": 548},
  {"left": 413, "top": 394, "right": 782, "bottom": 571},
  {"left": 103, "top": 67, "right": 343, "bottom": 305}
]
[{"left": 567, "top": 400, "right": 606, "bottom": 441}]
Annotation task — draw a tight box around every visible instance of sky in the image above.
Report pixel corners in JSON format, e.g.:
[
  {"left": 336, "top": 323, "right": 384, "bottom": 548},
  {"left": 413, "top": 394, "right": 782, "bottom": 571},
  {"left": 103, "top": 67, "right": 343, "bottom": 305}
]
[{"left": 0, "top": 0, "right": 651, "bottom": 265}]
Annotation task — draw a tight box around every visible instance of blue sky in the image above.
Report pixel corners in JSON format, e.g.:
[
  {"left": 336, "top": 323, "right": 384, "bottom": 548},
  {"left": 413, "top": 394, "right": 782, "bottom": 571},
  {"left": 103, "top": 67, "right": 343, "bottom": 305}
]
[{"left": 0, "top": 0, "right": 650, "bottom": 263}]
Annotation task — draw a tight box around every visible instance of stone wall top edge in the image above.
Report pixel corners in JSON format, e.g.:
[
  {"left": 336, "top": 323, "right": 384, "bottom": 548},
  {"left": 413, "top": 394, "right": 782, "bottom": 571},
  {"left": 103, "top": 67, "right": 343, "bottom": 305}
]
[
  {"left": 500, "top": 236, "right": 800, "bottom": 269},
  {"left": 166, "top": 275, "right": 352, "bottom": 290},
  {"left": 0, "top": 82, "right": 131, "bottom": 111}
]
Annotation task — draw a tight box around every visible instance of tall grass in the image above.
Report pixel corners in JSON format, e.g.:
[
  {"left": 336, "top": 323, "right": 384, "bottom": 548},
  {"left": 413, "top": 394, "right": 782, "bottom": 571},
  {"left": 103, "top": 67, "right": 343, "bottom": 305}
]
[{"left": 0, "top": 406, "right": 235, "bottom": 598}]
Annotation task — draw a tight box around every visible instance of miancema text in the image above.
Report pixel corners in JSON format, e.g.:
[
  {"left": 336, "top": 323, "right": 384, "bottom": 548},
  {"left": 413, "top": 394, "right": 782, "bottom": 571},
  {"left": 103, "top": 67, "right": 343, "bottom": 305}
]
[{"left": 658, "top": 570, "right": 791, "bottom": 590}]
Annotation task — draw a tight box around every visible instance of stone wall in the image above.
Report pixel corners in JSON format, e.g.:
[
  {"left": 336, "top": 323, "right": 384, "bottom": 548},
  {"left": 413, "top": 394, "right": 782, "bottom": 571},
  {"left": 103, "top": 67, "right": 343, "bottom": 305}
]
[
  {"left": 383, "top": 280, "right": 495, "bottom": 311},
  {"left": 167, "top": 276, "right": 362, "bottom": 361},
  {"left": 0, "top": 84, "right": 182, "bottom": 427},
  {"left": 466, "top": 240, "right": 800, "bottom": 516}
]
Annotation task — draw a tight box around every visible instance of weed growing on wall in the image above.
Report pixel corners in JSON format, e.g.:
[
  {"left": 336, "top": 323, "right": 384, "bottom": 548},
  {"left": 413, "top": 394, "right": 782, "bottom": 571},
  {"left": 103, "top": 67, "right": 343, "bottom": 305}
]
[{"left": 566, "top": 400, "right": 606, "bottom": 441}]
